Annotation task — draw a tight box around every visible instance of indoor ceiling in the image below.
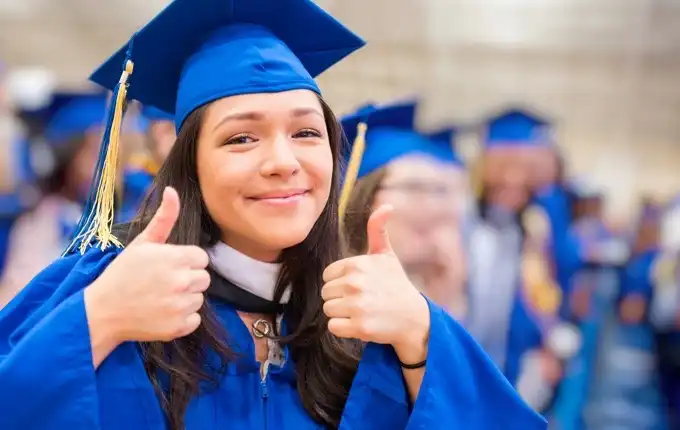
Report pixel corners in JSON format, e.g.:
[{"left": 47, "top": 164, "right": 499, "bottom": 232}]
[{"left": 1, "top": 0, "right": 679, "bottom": 144}]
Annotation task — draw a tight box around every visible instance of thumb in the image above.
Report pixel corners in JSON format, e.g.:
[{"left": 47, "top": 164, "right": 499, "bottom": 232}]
[
  {"left": 133, "top": 187, "right": 181, "bottom": 245},
  {"left": 366, "top": 204, "right": 394, "bottom": 255}
]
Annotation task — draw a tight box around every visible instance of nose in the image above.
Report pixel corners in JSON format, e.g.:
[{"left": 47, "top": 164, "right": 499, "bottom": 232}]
[{"left": 260, "top": 134, "right": 301, "bottom": 179}]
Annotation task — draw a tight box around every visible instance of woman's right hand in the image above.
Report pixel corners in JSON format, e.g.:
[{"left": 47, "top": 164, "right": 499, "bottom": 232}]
[{"left": 84, "top": 187, "right": 210, "bottom": 354}]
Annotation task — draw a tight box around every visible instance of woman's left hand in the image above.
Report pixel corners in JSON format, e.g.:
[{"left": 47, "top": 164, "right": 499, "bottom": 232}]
[{"left": 322, "top": 205, "right": 431, "bottom": 364}]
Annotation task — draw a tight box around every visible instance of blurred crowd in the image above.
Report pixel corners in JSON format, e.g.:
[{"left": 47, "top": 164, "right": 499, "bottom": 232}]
[{"left": 0, "top": 59, "right": 679, "bottom": 430}]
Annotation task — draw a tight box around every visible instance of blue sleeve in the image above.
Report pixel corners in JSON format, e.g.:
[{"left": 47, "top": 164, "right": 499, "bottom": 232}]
[
  {"left": 621, "top": 257, "right": 652, "bottom": 301},
  {"left": 0, "top": 248, "right": 120, "bottom": 430},
  {"left": 557, "top": 232, "right": 584, "bottom": 296},
  {"left": 341, "top": 299, "right": 547, "bottom": 429}
]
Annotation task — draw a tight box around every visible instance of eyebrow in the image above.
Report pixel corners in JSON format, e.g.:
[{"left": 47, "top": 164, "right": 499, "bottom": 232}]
[{"left": 212, "top": 107, "right": 324, "bottom": 132}]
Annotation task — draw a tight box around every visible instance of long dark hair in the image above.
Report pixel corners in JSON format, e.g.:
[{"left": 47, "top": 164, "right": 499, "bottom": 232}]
[
  {"left": 123, "top": 97, "right": 361, "bottom": 429},
  {"left": 341, "top": 168, "right": 387, "bottom": 255},
  {"left": 38, "top": 135, "right": 87, "bottom": 196}
]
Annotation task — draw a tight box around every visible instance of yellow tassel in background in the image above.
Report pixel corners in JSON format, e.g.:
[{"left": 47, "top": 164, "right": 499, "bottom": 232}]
[{"left": 338, "top": 122, "right": 367, "bottom": 221}]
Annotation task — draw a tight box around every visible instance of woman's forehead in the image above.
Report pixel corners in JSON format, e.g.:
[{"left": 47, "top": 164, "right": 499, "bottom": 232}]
[
  {"left": 202, "top": 89, "right": 323, "bottom": 126},
  {"left": 386, "top": 155, "right": 460, "bottom": 181}
]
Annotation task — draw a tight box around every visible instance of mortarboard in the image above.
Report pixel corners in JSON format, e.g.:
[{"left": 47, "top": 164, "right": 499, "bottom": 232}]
[
  {"left": 338, "top": 100, "right": 462, "bottom": 218},
  {"left": 424, "top": 127, "right": 464, "bottom": 167},
  {"left": 19, "top": 91, "right": 109, "bottom": 146},
  {"left": 66, "top": 0, "right": 364, "bottom": 254},
  {"left": 484, "top": 107, "right": 555, "bottom": 148}
]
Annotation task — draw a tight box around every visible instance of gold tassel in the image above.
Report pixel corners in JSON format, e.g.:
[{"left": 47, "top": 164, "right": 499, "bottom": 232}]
[
  {"left": 338, "top": 122, "right": 367, "bottom": 221},
  {"left": 76, "top": 60, "right": 134, "bottom": 254}
]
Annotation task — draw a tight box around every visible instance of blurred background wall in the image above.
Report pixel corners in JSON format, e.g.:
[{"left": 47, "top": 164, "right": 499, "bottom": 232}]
[{"left": 1, "top": 0, "right": 679, "bottom": 221}]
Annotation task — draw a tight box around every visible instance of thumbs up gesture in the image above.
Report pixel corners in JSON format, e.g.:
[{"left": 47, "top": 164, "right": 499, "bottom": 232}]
[
  {"left": 322, "top": 205, "right": 431, "bottom": 363},
  {"left": 85, "top": 187, "right": 210, "bottom": 344}
]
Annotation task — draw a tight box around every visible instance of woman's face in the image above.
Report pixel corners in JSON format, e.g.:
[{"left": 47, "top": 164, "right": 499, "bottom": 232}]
[
  {"left": 65, "top": 129, "right": 103, "bottom": 200},
  {"left": 196, "top": 90, "right": 333, "bottom": 262},
  {"left": 372, "top": 155, "right": 465, "bottom": 267},
  {"left": 529, "top": 148, "right": 559, "bottom": 190},
  {"left": 482, "top": 147, "right": 533, "bottom": 212}
]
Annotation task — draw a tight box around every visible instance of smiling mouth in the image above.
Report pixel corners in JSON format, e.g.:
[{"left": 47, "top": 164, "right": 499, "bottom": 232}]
[{"left": 248, "top": 189, "right": 310, "bottom": 202}]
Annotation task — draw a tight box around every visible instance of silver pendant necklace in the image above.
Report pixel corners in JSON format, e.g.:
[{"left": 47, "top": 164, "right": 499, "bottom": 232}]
[{"left": 252, "top": 319, "right": 272, "bottom": 338}]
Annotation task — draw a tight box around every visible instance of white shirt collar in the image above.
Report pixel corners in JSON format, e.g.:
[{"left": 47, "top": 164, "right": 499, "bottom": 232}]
[{"left": 207, "top": 241, "right": 290, "bottom": 303}]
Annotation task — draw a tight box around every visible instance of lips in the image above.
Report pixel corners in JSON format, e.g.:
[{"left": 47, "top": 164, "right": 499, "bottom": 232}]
[{"left": 248, "top": 189, "right": 309, "bottom": 200}]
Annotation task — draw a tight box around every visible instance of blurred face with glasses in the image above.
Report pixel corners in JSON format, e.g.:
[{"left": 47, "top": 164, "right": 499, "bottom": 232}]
[{"left": 371, "top": 155, "right": 469, "bottom": 314}]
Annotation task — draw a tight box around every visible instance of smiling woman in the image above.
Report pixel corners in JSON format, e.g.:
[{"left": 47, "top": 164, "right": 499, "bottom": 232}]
[{"left": 0, "top": 0, "right": 545, "bottom": 429}]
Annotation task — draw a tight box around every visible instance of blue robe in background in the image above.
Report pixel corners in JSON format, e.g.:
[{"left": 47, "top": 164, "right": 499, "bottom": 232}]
[
  {"left": 550, "top": 220, "right": 627, "bottom": 430},
  {"left": 621, "top": 248, "right": 658, "bottom": 304},
  {"left": 581, "top": 248, "right": 667, "bottom": 430},
  {"left": 0, "top": 246, "right": 546, "bottom": 429},
  {"left": 0, "top": 215, "right": 16, "bottom": 276},
  {"left": 534, "top": 185, "right": 578, "bottom": 295},
  {"left": 504, "top": 294, "right": 544, "bottom": 386},
  {"left": 649, "top": 251, "right": 680, "bottom": 428}
]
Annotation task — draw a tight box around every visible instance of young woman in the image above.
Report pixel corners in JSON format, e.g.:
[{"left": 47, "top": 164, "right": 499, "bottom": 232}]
[
  {"left": 0, "top": 1, "right": 544, "bottom": 429},
  {"left": 340, "top": 101, "right": 470, "bottom": 319}
]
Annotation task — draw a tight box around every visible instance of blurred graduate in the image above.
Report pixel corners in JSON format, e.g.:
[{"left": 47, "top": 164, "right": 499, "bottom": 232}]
[
  {"left": 466, "top": 108, "right": 580, "bottom": 413},
  {"left": 340, "top": 100, "right": 469, "bottom": 319},
  {"left": 0, "top": 1, "right": 545, "bottom": 429},
  {"left": 0, "top": 66, "right": 48, "bottom": 283},
  {"left": 0, "top": 90, "right": 109, "bottom": 306},
  {"left": 0, "top": 88, "right": 146, "bottom": 307}
]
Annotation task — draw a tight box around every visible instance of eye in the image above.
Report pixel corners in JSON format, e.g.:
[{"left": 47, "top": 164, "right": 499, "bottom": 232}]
[
  {"left": 293, "top": 128, "right": 322, "bottom": 139},
  {"left": 224, "top": 133, "right": 256, "bottom": 145}
]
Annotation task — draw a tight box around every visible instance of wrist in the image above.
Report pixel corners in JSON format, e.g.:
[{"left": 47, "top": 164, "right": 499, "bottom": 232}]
[
  {"left": 393, "top": 294, "right": 430, "bottom": 365},
  {"left": 84, "top": 281, "right": 126, "bottom": 346}
]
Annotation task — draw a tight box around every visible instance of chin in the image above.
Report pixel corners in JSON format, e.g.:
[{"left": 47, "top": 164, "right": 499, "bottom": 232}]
[{"left": 256, "top": 221, "right": 317, "bottom": 250}]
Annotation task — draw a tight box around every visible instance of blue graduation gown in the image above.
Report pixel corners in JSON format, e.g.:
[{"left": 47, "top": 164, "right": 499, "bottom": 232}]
[
  {"left": 0, "top": 247, "right": 546, "bottom": 429},
  {"left": 0, "top": 216, "right": 16, "bottom": 276},
  {"left": 534, "top": 185, "right": 576, "bottom": 294},
  {"left": 621, "top": 248, "right": 658, "bottom": 303},
  {"left": 504, "top": 295, "right": 544, "bottom": 386}
]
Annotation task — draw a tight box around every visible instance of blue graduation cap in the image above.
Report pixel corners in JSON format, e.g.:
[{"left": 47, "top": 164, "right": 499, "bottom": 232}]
[
  {"left": 342, "top": 101, "right": 460, "bottom": 178},
  {"left": 339, "top": 100, "right": 462, "bottom": 217},
  {"left": 424, "top": 127, "right": 464, "bottom": 167},
  {"left": 19, "top": 91, "right": 109, "bottom": 146},
  {"left": 66, "top": 0, "right": 364, "bottom": 254},
  {"left": 484, "top": 107, "right": 555, "bottom": 148}
]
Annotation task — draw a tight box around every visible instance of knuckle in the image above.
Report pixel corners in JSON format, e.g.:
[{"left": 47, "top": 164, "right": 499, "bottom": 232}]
[
  {"left": 322, "top": 300, "right": 333, "bottom": 317},
  {"left": 170, "top": 274, "right": 190, "bottom": 292},
  {"left": 171, "top": 325, "right": 187, "bottom": 339},
  {"left": 355, "top": 320, "right": 372, "bottom": 339},
  {"left": 346, "top": 274, "right": 365, "bottom": 294},
  {"left": 355, "top": 298, "right": 371, "bottom": 316},
  {"left": 189, "top": 246, "right": 210, "bottom": 267},
  {"left": 192, "top": 294, "right": 205, "bottom": 311},
  {"left": 197, "top": 270, "right": 211, "bottom": 289}
]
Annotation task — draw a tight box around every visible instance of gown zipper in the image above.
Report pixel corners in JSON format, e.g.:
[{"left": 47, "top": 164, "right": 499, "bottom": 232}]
[{"left": 261, "top": 360, "right": 270, "bottom": 430}]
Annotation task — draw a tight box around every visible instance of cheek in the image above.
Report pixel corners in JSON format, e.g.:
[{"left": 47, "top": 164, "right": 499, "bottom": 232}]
[
  {"left": 299, "top": 144, "right": 333, "bottom": 201},
  {"left": 197, "top": 150, "right": 248, "bottom": 215}
]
